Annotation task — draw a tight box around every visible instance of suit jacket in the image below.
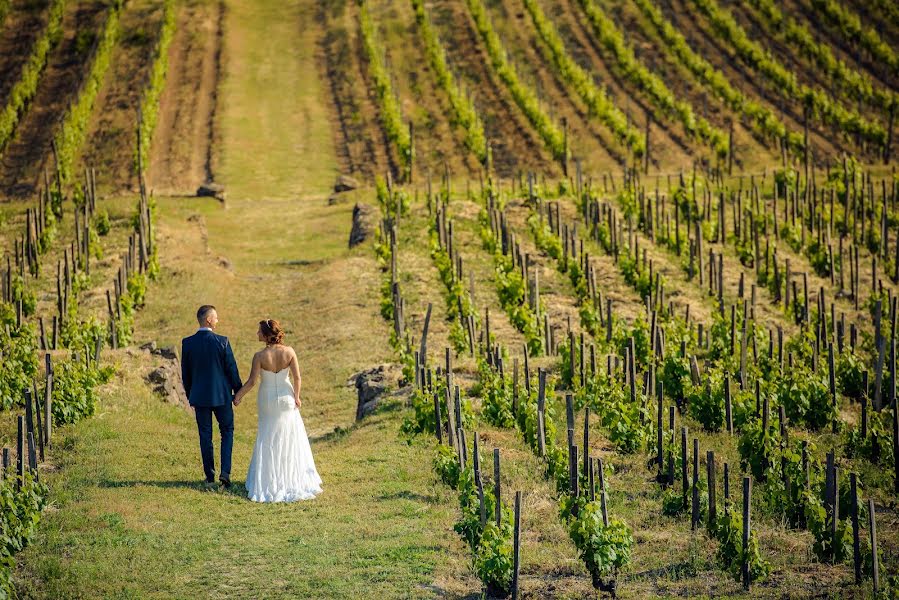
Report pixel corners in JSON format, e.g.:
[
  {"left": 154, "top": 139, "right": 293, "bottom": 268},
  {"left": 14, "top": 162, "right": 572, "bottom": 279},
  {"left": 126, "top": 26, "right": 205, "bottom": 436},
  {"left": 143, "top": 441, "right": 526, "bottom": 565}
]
[{"left": 181, "top": 330, "right": 243, "bottom": 407}]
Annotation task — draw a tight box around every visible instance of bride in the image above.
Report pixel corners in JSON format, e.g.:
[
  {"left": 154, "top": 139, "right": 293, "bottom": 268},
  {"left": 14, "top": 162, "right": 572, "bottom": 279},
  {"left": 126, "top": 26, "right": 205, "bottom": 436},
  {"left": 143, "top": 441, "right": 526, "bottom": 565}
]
[{"left": 233, "top": 319, "right": 323, "bottom": 502}]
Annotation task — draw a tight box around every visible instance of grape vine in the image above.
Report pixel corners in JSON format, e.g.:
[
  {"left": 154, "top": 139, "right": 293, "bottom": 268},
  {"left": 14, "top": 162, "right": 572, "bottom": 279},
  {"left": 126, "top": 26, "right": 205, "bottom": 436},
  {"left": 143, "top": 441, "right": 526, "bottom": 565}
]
[
  {"left": 465, "top": 0, "right": 568, "bottom": 164},
  {"left": 576, "top": 0, "right": 729, "bottom": 158},
  {"left": 359, "top": 1, "right": 413, "bottom": 181},
  {"left": 521, "top": 0, "right": 644, "bottom": 158},
  {"left": 410, "top": 0, "right": 487, "bottom": 164},
  {"left": 0, "top": 0, "right": 66, "bottom": 155},
  {"left": 689, "top": 0, "right": 887, "bottom": 152}
]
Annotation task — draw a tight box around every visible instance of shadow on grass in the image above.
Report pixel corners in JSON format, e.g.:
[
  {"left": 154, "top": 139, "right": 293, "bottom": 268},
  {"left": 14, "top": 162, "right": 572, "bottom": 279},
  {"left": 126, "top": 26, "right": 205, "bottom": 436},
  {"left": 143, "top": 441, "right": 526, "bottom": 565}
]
[
  {"left": 98, "top": 478, "right": 251, "bottom": 498},
  {"left": 309, "top": 425, "right": 354, "bottom": 444},
  {"left": 278, "top": 258, "right": 328, "bottom": 267},
  {"left": 376, "top": 490, "right": 438, "bottom": 503}
]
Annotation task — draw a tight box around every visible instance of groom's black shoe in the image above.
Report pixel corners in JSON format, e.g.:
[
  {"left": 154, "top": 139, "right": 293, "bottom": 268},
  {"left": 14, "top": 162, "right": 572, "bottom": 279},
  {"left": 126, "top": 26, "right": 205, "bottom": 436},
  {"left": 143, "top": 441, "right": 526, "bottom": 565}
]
[{"left": 219, "top": 478, "right": 231, "bottom": 489}]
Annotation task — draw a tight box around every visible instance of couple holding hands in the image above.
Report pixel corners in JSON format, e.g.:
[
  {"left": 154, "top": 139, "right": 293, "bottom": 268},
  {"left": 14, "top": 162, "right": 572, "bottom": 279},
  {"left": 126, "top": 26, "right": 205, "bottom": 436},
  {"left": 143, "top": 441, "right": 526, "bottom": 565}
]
[{"left": 180, "top": 305, "right": 322, "bottom": 503}]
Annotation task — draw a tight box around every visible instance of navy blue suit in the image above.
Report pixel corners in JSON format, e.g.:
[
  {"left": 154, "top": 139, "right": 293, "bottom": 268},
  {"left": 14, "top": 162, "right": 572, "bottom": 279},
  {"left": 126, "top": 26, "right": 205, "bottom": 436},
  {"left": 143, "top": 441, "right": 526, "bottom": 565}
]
[{"left": 181, "top": 329, "right": 242, "bottom": 482}]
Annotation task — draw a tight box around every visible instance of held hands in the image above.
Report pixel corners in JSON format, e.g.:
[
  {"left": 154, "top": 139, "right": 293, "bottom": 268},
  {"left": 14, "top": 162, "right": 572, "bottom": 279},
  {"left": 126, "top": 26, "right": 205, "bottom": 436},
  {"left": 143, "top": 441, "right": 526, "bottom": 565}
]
[{"left": 231, "top": 388, "right": 300, "bottom": 408}]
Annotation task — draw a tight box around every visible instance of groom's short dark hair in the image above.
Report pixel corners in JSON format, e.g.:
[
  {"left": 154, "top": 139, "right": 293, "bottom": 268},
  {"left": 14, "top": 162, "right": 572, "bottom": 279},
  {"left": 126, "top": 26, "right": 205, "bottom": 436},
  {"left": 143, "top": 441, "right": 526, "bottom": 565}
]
[{"left": 197, "top": 305, "right": 216, "bottom": 324}]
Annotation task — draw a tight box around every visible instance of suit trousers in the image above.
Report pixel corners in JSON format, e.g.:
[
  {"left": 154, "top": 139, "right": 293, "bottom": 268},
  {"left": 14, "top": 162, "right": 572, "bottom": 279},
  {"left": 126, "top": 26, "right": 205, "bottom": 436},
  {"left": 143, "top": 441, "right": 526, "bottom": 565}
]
[{"left": 194, "top": 403, "right": 234, "bottom": 481}]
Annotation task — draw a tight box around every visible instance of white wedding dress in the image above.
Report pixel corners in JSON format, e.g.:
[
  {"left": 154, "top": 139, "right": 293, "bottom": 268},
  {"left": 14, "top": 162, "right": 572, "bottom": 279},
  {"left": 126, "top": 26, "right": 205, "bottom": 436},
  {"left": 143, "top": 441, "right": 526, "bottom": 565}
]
[{"left": 246, "top": 367, "right": 323, "bottom": 502}]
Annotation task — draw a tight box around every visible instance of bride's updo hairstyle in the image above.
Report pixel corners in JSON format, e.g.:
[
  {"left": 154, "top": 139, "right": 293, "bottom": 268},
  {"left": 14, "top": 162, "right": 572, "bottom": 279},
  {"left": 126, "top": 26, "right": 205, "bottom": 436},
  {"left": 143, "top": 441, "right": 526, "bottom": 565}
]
[{"left": 259, "top": 319, "right": 284, "bottom": 345}]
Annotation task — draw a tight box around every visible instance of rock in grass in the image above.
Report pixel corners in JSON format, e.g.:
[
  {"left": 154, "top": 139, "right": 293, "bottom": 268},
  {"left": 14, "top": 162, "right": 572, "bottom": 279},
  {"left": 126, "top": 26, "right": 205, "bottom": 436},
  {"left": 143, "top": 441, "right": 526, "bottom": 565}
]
[
  {"left": 217, "top": 256, "right": 233, "bottom": 272},
  {"left": 140, "top": 341, "right": 178, "bottom": 360},
  {"left": 145, "top": 361, "right": 189, "bottom": 409},
  {"left": 334, "top": 174, "right": 360, "bottom": 193},
  {"left": 155, "top": 346, "right": 178, "bottom": 360},
  {"left": 348, "top": 202, "right": 376, "bottom": 248},
  {"left": 352, "top": 364, "right": 402, "bottom": 420},
  {"left": 196, "top": 181, "right": 226, "bottom": 202}
]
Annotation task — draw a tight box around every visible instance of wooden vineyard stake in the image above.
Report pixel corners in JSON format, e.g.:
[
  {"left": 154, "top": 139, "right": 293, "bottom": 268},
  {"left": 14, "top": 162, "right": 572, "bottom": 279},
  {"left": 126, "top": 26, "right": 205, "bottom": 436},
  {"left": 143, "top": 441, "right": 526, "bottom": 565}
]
[
  {"left": 691, "top": 438, "right": 699, "bottom": 530},
  {"left": 38, "top": 317, "right": 46, "bottom": 351},
  {"left": 473, "top": 433, "right": 485, "bottom": 526},
  {"left": 583, "top": 408, "right": 590, "bottom": 477},
  {"left": 667, "top": 406, "right": 675, "bottom": 486},
  {"left": 707, "top": 451, "right": 716, "bottom": 529},
  {"left": 24, "top": 390, "right": 33, "bottom": 450},
  {"left": 454, "top": 386, "right": 462, "bottom": 441},
  {"left": 512, "top": 358, "right": 519, "bottom": 417},
  {"left": 628, "top": 337, "right": 637, "bottom": 403},
  {"left": 862, "top": 398, "right": 868, "bottom": 440},
  {"left": 107, "top": 290, "right": 118, "bottom": 349},
  {"left": 850, "top": 473, "right": 861, "bottom": 584},
  {"left": 570, "top": 445, "right": 579, "bottom": 502},
  {"left": 742, "top": 476, "right": 751, "bottom": 590},
  {"left": 459, "top": 430, "right": 468, "bottom": 467},
  {"left": 537, "top": 369, "right": 546, "bottom": 457},
  {"left": 729, "top": 305, "right": 736, "bottom": 356},
  {"left": 512, "top": 491, "right": 522, "bottom": 600},
  {"left": 869, "top": 498, "right": 879, "bottom": 593},
  {"left": 27, "top": 432, "right": 37, "bottom": 478},
  {"left": 723, "top": 462, "right": 730, "bottom": 514},
  {"left": 33, "top": 384, "right": 44, "bottom": 461},
  {"left": 445, "top": 349, "right": 453, "bottom": 448},
  {"left": 485, "top": 307, "right": 492, "bottom": 358},
  {"left": 44, "top": 354, "right": 53, "bottom": 448},
  {"left": 419, "top": 302, "right": 432, "bottom": 369},
  {"left": 579, "top": 332, "right": 586, "bottom": 388},
  {"left": 656, "top": 388, "right": 663, "bottom": 477},
  {"left": 681, "top": 426, "right": 688, "bottom": 509},
  {"left": 493, "top": 448, "right": 501, "bottom": 527}
]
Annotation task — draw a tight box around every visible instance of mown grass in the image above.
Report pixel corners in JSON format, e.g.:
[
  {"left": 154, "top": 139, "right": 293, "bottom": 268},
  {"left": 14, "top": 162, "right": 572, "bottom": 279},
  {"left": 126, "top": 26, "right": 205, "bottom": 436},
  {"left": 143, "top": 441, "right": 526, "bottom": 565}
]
[{"left": 19, "top": 350, "right": 469, "bottom": 598}]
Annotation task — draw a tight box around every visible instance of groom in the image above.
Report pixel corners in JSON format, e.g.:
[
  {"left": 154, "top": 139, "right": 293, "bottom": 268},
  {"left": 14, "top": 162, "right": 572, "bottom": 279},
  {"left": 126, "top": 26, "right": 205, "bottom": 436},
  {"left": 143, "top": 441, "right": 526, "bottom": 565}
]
[{"left": 181, "top": 305, "right": 243, "bottom": 488}]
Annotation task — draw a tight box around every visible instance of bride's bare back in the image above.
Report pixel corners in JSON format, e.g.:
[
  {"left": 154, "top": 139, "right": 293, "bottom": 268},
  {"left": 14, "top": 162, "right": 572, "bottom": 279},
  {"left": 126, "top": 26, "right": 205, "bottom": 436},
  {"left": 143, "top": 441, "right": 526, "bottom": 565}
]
[
  {"left": 256, "top": 345, "right": 296, "bottom": 373},
  {"left": 234, "top": 344, "right": 302, "bottom": 407}
]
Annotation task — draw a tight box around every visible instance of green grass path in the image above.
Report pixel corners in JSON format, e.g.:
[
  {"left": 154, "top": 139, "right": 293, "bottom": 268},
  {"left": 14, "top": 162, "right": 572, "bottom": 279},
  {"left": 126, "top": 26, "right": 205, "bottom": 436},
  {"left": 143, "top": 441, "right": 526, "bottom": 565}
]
[{"left": 17, "top": 0, "right": 473, "bottom": 596}]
